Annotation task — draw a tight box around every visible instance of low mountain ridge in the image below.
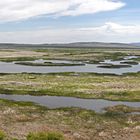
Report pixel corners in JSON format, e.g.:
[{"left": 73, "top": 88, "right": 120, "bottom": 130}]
[{"left": 0, "top": 42, "right": 139, "bottom": 49}]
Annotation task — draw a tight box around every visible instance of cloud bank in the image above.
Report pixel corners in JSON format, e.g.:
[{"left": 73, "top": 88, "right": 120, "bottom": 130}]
[
  {"left": 0, "top": 0, "right": 125, "bottom": 22},
  {"left": 0, "top": 22, "right": 140, "bottom": 43}
]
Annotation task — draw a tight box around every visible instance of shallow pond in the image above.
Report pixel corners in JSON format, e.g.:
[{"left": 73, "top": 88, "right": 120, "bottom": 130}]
[
  {"left": 0, "top": 56, "right": 139, "bottom": 75},
  {"left": 0, "top": 94, "right": 139, "bottom": 113}
]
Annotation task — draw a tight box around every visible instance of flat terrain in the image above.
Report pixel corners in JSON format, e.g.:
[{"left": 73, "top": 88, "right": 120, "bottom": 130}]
[
  {"left": 0, "top": 47, "right": 139, "bottom": 140},
  {"left": 0, "top": 73, "right": 140, "bottom": 101},
  {"left": 0, "top": 48, "right": 140, "bottom": 63}
]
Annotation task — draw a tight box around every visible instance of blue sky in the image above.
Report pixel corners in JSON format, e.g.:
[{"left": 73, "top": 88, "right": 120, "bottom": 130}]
[{"left": 0, "top": 0, "right": 140, "bottom": 43}]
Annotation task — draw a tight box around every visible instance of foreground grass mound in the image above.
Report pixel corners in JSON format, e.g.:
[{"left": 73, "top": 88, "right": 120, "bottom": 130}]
[
  {"left": 0, "top": 99, "right": 139, "bottom": 140},
  {"left": 27, "top": 132, "right": 64, "bottom": 140},
  {"left": 0, "top": 131, "right": 5, "bottom": 140},
  {"left": 0, "top": 130, "right": 65, "bottom": 140}
]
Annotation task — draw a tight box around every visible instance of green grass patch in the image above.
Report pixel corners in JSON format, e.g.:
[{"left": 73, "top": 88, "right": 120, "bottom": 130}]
[{"left": 27, "top": 132, "right": 64, "bottom": 140}]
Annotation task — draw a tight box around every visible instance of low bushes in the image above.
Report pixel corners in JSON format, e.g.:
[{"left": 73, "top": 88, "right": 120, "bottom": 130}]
[
  {"left": 27, "top": 132, "right": 64, "bottom": 140},
  {"left": 0, "top": 131, "right": 64, "bottom": 140},
  {"left": 0, "top": 131, "right": 5, "bottom": 140}
]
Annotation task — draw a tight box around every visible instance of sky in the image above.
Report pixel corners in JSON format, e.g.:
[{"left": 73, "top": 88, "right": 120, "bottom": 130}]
[{"left": 0, "top": 0, "right": 140, "bottom": 44}]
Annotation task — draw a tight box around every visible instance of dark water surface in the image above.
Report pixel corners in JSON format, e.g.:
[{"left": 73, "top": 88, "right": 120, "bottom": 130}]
[
  {"left": 0, "top": 94, "right": 139, "bottom": 113},
  {"left": 0, "top": 56, "right": 139, "bottom": 112},
  {"left": 0, "top": 56, "right": 139, "bottom": 75}
]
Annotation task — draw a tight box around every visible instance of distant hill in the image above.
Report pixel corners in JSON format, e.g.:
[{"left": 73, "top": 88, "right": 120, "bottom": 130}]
[
  {"left": 0, "top": 42, "right": 139, "bottom": 49},
  {"left": 131, "top": 43, "right": 140, "bottom": 46}
]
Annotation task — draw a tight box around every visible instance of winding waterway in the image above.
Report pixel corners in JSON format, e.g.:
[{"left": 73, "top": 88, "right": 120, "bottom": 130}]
[
  {"left": 0, "top": 56, "right": 139, "bottom": 75},
  {"left": 0, "top": 56, "right": 139, "bottom": 111},
  {"left": 0, "top": 94, "right": 139, "bottom": 113}
]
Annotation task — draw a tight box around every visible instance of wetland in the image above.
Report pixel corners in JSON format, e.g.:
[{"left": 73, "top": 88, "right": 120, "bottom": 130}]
[{"left": 0, "top": 47, "right": 139, "bottom": 140}]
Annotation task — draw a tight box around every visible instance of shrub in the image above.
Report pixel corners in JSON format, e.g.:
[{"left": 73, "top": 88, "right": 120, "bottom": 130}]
[
  {"left": 27, "top": 132, "right": 64, "bottom": 140},
  {"left": 47, "top": 132, "right": 64, "bottom": 140},
  {"left": 0, "top": 131, "right": 5, "bottom": 140}
]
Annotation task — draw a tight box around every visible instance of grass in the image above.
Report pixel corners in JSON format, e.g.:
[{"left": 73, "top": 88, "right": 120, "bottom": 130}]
[
  {"left": 120, "top": 61, "right": 139, "bottom": 65},
  {"left": 0, "top": 57, "right": 37, "bottom": 62},
  {"left": 0, "top": 72, "right": 139, "bottom": 101},
  {"left": 27, "top": 132, "right": 64, "bottom": 140},
  {"left": 0, "top": 131, "right": 5, "bottom": 140},
  {"left": 15, "top": 62, "right": 85, "bottom": 67},
  {"left": 0, "top": 48, "right": 139, "bottom": 63},
  {"left": 98, "top": 64, "right": 131, "bottom": 69},
  {"left": 0, "top": 48, "right": 139, "bottom": 140},
  {"left": 102, "top": 91, "right": 140, "bottom": 102},
  {"left": 0, "top": 128, "right": 65, "bottom": 140},
  {"left": 0, "top": 99, "right": 139, "bottom": 140},
  {"left": 104, "top": 105, "right": 140, "bottom": 114}
]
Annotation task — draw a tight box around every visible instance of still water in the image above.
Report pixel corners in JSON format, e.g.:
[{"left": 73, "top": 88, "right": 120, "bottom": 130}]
[
  {"left": 0, "top": 94, "right": 139, "bottom": 113},
  {"left": 0, "top": 56, "right": 139, "bottom": 75}
]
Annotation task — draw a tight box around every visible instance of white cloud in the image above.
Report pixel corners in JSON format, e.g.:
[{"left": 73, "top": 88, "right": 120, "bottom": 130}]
[
  {"left": 0, "top": 22, "right": 140, "bottom": 43},
  {"left": 0, "top": 0, "right": 125, "bottom": 22},
  {"left": 79, "top": 22, "right": 140, "bottom": 35}
]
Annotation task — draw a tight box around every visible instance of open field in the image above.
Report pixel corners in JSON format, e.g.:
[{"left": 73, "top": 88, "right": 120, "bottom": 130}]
[
  {"left": 0, "top": 72, "right": 139, "bottom": 101},
  {"left": 0, "top": 0, "right": 140, "bottom": 139},
  {"left": 0, "top": 47, "right": 139, "bottom": 140},
  {"left": 0, "top": 48, "right": 140, "bottom": 63}
]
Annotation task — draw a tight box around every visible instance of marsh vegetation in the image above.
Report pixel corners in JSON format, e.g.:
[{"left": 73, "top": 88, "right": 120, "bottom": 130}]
[
  {"left": 0, "top": 72, "right": 139, "bottom": 101},
  {"left": 0, "top": 99, "right": 139, "bottom": 140},
  {"left": 0, "top": 47, "right": 139, "bottom": 140}
]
